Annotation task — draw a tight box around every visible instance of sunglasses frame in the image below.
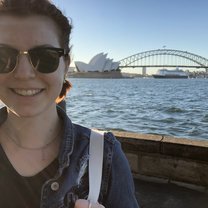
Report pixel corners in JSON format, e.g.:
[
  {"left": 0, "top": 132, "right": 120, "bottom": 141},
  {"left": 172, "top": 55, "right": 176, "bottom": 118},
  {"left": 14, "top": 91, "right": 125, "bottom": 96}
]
[{"left": 0, "top": 45, "right": 67, "bottom": 74}]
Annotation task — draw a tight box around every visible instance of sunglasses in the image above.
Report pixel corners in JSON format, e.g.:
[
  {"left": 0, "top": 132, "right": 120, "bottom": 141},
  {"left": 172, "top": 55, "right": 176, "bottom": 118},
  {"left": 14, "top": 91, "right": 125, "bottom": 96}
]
[{"left": 0, "top": 45, "right": 67, "bottom": 74}]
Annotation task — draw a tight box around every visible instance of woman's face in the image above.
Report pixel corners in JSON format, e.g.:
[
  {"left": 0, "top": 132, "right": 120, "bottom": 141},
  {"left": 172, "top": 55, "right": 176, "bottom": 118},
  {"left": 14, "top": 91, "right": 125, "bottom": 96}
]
[{"left": 0, "top": 15, "right": 68, "bottom": 117}]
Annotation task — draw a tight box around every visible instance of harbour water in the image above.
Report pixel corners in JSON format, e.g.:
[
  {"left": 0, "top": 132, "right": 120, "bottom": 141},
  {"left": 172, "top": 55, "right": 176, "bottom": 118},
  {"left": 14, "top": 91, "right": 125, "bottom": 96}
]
[
  {"left": 0, "top": 78, "right": 207, "bottom": 140},
  {"left": 66, "top": 78, "right": 208, "bottom": 140}
]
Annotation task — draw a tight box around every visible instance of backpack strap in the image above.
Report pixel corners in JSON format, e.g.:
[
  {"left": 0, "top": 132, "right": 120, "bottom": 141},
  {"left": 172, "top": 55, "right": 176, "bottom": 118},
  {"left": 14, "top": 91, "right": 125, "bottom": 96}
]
[{"left": 87, "top": 129, "right": 104, "bottom": 203}]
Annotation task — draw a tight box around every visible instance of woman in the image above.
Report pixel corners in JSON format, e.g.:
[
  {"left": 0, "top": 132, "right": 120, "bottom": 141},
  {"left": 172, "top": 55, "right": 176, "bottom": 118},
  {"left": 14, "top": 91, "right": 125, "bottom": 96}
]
[{"left": 0, "top": 0, "right": 139, "bottom": 207}]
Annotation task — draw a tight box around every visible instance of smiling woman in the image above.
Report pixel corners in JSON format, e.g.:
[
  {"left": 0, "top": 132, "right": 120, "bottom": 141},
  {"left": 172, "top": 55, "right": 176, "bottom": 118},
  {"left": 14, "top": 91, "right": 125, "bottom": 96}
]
[
  {"left": 0, "top": 0, "right": 139, "bottom": 208},
  {"left": 0, "top": 15, "right": 68, "bottom": 116}
]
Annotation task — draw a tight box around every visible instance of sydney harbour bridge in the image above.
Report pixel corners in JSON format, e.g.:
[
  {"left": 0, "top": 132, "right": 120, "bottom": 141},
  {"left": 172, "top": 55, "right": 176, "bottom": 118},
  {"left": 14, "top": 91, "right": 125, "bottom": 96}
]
[{"left": 119, "top": 49, "right": 208, "bottom": 72}]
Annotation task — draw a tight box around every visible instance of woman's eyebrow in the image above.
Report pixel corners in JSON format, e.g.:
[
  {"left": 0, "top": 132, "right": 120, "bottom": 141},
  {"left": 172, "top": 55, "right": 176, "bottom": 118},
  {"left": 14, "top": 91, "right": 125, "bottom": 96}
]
[{"left": 33, "top": 44, "right": 54, "bottom": 48}]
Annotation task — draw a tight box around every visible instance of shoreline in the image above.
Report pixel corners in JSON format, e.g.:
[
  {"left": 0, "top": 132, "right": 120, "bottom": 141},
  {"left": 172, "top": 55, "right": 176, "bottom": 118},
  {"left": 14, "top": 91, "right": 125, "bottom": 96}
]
[{"left": 67, "top": 71, "right": 132, "bottom": 79}]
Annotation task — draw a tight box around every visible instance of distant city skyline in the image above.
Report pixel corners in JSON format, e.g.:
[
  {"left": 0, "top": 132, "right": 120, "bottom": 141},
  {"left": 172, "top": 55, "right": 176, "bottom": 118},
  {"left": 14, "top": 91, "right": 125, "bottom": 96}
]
[{"left": 53, "top": 0, "right": 208, "bottom": 74}]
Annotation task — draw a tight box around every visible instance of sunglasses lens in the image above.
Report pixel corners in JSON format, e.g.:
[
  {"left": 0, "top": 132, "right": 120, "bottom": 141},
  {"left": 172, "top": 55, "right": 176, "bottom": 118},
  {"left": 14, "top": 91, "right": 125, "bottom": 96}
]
[
  {"left": 29, "top": 48, "right": 60, "bottom": 73},
  {"left": 0, "top": 47, "right": 17, "bottom": 73}
]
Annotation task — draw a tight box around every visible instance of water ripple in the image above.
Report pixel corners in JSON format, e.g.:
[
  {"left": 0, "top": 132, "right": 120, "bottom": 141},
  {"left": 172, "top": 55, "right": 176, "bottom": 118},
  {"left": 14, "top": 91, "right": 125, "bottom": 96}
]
[{"left": 65, "top": 78, "right": 208, "bottom": 140}]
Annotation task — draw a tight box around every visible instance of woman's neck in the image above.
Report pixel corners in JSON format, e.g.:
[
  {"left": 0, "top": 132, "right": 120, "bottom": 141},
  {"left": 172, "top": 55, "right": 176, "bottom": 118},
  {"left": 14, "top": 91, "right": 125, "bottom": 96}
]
[
  {"left": 0, "top": 106, "right": 62, "bottom": 176},
  {"left": 2, "top": 106, "right": 61, "bottom": 149}
]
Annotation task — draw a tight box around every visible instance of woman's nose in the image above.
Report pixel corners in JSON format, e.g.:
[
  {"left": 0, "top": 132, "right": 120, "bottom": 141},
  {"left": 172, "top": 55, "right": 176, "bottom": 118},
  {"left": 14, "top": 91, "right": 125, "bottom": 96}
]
[{"left": 13, "top": 53, "right": 36, "bottom": 79}]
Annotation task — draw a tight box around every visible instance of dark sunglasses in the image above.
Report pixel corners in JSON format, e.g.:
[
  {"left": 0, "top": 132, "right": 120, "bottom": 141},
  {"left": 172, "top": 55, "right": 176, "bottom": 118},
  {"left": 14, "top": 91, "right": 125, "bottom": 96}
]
[{"left": 0, "top": 46, "right": 67, "bottom": 74}]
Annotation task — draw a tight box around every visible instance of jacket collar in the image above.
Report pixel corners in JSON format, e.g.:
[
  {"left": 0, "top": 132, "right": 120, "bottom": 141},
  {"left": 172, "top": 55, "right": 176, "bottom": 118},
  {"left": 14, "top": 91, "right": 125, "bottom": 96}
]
[{"left": 56, "top": 106, "right": 74, "bottom": 170}]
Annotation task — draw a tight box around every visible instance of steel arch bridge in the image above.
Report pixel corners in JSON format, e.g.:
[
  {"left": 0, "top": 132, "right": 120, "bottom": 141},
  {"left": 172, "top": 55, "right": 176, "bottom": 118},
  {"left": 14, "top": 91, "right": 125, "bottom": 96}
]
[{"left": 119, "top": 49, "right": 208, "bottom": 69}]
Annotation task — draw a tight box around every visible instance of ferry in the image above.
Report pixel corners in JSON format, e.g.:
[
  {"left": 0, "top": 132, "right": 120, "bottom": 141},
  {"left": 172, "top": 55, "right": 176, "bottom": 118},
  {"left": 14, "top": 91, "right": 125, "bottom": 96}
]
[{"left": 152, "top": 68, "right": 189, "bottom": 79}]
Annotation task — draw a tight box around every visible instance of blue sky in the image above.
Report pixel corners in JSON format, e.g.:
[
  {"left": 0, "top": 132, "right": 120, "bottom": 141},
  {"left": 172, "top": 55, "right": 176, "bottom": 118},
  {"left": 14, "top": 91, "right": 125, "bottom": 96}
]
[{"left": 53, "top": 0, "right": 208, "bottom": 71}]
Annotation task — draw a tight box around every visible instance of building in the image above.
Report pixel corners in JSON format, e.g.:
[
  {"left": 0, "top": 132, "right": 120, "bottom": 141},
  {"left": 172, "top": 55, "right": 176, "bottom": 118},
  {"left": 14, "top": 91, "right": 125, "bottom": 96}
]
[{"left": 75, "top": 53, "right": 120, "bottom": 72}]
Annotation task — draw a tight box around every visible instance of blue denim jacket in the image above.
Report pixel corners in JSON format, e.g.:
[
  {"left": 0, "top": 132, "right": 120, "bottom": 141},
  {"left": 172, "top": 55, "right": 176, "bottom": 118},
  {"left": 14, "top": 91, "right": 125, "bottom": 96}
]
[{"left": 0, "top": 106, "right": 139, "bottom": 208}]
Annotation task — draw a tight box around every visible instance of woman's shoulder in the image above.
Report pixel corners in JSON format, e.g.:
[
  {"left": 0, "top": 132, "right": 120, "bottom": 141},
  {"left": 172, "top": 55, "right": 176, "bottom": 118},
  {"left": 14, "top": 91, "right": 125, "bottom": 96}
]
[
  {"left": 58, "top": 107, "right": 118, "bottom": 146},
  {"left": 72, "top": 123, "right": 118, "bottom": 146}
]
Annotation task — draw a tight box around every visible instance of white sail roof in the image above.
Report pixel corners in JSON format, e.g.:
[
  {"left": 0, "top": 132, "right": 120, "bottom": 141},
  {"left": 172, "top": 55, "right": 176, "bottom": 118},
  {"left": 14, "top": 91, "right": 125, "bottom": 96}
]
[{"left": 75, "top": 53, "right": 119, "bottom": 72}]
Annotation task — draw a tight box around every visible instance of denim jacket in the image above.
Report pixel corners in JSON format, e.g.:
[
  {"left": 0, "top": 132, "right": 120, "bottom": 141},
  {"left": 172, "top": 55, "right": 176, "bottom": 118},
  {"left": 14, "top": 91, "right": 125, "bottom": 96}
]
[{"left": 0, "top": 106, "right": 139, "bottom": 208}]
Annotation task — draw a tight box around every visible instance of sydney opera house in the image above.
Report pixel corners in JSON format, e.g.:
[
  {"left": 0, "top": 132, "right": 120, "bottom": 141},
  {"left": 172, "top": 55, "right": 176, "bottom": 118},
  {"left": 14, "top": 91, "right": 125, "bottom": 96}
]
[{"left": 75, "top": 53, "right": 120, "bottom": 72}]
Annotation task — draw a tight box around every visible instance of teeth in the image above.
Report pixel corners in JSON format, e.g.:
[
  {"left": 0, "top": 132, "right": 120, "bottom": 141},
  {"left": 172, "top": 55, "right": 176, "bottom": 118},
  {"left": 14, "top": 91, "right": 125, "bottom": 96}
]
[{"left": 13, "top": 89, "right": 42, "bottom": 96}]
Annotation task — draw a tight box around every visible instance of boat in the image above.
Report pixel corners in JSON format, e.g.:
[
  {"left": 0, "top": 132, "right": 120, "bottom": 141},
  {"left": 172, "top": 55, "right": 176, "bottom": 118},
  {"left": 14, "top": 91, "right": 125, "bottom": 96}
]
[{"left": 152, "top": 68, "right": 189, "bottom": 79}]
